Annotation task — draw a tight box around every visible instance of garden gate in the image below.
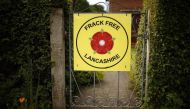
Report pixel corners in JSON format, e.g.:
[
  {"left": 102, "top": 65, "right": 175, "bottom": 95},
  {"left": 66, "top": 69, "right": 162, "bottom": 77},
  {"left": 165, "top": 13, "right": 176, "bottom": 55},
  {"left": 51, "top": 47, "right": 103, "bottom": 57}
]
[{"left": 68, "top": 3, "right": 149, "bottom": 109}]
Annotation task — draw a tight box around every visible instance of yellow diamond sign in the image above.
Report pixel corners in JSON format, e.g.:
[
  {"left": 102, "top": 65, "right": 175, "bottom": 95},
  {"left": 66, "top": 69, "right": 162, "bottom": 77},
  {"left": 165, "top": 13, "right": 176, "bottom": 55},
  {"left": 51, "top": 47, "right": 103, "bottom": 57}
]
[{"left": 74, "top": 13, "right": 131, "bottom": 71}]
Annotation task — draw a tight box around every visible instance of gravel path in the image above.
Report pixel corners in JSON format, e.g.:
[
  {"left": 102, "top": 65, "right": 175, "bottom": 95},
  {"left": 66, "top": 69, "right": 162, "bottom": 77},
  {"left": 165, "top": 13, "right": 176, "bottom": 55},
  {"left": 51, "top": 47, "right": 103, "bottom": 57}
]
[{"left": 73, "top": 72, "right": 137, "bottom": 108}]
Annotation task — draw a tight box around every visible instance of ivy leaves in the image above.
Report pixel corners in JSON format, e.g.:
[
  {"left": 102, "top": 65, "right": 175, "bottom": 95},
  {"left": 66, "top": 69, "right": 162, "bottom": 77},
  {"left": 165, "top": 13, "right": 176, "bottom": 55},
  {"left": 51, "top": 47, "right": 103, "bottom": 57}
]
[{"left": 139, "top": 0, "right": 190, "bottom": 109}]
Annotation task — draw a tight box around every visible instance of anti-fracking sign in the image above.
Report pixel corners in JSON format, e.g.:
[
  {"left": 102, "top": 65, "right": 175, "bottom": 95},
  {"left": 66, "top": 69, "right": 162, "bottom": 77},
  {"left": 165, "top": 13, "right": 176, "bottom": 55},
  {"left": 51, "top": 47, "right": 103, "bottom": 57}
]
[{"left": 74, "top": 14, "right": 131, "bottom": 71}]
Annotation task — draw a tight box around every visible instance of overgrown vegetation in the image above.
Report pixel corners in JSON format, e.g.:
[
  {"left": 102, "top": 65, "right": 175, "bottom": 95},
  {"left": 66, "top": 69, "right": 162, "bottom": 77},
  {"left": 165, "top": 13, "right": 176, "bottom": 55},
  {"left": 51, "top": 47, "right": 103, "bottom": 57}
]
[
  {"left": 137, "top": 0, "right": 190, "bottom": 108},
  {"left": 0, "top": 0, "right": 105, "bottom": 108},
  {"left": 0, "top": 0, "right": 51, "bottom": 108},
  {"left": 128, "top": 48, "right": 137, "bottom": 81}
]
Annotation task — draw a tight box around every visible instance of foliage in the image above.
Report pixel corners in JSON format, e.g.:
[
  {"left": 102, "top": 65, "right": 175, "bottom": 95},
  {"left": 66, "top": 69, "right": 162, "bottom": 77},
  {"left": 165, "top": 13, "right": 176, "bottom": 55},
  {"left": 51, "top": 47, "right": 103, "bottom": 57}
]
[
  {"left": 128, "top": 48, "right": 137, "bottom": 81},
  {"left": 73, "top": 0, "right": 91, "bottom": 12},
  {"left": 89, "top": 5, "right": 105, "bottom": 12},
  {"left": 0, "top": 0, "right": 105, "bottom": 108},
  {"left": 134, "top": 18, "right": 144, "bottom": 101},
  {"left": 74, "top": 72, "right": 104, "bottom": 87},
  {"left": 0, "top": 0, "right": 51, "bottom": 109},
  {"left": 137, "top": 0, "right": 190, "bottom": 108},
  {"left": 73, "top": 0, "right": 105, "bottom": 12},
  {"left": 51, "top": 0, "right": 65, "bottom": 7},
  {"left": 64, "top": 0, "right": 105, "bottom": 88}
]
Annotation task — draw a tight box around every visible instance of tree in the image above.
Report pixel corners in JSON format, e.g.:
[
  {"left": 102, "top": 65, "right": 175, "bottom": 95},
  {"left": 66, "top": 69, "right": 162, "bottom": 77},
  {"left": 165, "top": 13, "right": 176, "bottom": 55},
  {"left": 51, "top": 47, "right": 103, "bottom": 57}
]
[
  {"left": 73, "top": 0, "right": 105, "bottom": 12},
  {"left": 90, "top": 5, "right": 105, "bottom": 12}
]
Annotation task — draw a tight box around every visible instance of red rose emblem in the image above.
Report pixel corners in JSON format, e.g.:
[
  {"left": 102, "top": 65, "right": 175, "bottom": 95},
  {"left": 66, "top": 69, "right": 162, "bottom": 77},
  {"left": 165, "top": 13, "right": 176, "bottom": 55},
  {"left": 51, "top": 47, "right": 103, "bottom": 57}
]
[{"left": 91, "top": 31, "right": 114, "bottom": 54}]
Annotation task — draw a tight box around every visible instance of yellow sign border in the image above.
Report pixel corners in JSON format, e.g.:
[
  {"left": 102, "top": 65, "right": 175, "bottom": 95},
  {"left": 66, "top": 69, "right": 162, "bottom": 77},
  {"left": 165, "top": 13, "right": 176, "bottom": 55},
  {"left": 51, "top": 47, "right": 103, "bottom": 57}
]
[{"left": 74, "top": 13, "right": 131, "bottom": 71}]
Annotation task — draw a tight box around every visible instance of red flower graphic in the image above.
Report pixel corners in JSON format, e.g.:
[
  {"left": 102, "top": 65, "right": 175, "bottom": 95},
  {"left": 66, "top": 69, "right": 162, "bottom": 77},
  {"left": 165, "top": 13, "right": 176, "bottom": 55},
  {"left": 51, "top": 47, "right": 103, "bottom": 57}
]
[{"left": 91, "top": 31, "right": 114, "bottom": 54}]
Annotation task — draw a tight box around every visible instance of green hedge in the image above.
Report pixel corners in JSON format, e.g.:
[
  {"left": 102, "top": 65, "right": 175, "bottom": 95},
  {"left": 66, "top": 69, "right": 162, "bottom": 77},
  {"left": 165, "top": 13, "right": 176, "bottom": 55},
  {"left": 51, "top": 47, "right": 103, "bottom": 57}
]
[
  {"left": 0, "top": 0, "right": 105, "bottom": 108},
  {"left": 0, "top": 0, "right": 51, "bottom": 108},
  {"left": 138, "top": 0, "right": 190, "bottom": 108}
]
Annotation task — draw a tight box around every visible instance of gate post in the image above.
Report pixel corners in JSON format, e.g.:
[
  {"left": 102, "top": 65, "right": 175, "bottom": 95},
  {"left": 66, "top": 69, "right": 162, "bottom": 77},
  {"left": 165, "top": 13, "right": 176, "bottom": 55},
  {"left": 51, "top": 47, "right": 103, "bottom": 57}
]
[
  {"left": 145, "top": 9, "right": 150, "bottom": 99},
  {"left": 50, "top": 8, "right": 66, "bottom": 109}
]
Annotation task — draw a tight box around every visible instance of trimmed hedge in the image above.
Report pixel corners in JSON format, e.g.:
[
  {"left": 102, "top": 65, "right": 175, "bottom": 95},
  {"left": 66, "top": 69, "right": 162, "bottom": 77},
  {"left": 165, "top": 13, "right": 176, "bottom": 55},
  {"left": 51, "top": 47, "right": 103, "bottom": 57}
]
[
  {"left": 138, "top": 0, "right": 190, "bottom": 108},
  {"left": 0, "top": 0, "right": 51, "bottom": 108}
]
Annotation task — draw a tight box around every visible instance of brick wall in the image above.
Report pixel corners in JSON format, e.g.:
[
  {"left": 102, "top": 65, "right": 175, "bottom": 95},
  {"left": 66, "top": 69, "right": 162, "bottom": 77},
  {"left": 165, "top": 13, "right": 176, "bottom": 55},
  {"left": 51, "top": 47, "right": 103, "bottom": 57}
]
[
  {"left": 109, "top": 0, "right": 143, "bottom": 47},
  {"left": 109, "top": 0, "right": 143, "bottom": 12}
]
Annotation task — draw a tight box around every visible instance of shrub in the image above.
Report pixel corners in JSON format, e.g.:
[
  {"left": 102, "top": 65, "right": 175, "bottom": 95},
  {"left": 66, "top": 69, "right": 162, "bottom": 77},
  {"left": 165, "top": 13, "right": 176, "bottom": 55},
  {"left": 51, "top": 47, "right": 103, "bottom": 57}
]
[{"left": 138, "top": 0, "right": 190, "bottom": 108}]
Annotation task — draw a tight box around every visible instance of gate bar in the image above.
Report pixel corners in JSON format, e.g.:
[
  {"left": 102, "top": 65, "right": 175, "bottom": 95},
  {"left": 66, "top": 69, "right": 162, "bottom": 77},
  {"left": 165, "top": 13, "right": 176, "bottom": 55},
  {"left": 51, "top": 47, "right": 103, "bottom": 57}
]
[
  {"left": 117, "top": 71, "right": 120, "bottom": 106},
  {"left": 69, "top": 3, "right": 73, "bottom": 108},
  {"left": 93, "top": 71, "right": 96, "bottom": 106}
]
